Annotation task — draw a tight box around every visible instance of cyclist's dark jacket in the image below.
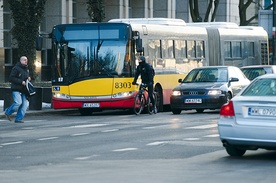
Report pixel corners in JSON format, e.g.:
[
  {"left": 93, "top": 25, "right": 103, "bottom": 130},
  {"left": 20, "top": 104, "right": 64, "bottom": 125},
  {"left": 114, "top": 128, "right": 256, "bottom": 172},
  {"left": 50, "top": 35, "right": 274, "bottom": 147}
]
[
  {"left": 133, "top": 62, "right": 155, "bottom": 84},
  {"left": 9, "top": 62, "right": 29, "bottom": 95}
]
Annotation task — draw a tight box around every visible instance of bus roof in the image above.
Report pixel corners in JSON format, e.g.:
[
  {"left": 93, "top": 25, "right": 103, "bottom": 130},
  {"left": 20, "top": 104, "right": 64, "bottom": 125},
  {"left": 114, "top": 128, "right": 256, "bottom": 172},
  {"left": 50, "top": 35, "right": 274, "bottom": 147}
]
[
  {"left": 186, "top": 22, "right": 239, "bottom": 28},
  {"left": 108, "top": 18, "right": 186, "bottom": 26}
]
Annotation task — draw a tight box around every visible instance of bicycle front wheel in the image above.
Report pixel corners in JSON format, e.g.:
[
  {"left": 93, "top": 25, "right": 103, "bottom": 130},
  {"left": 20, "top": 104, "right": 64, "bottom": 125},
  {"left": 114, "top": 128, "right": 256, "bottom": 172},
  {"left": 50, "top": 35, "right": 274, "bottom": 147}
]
[{"left": 134, "top": 94, "right": 146, "bottom": 115}]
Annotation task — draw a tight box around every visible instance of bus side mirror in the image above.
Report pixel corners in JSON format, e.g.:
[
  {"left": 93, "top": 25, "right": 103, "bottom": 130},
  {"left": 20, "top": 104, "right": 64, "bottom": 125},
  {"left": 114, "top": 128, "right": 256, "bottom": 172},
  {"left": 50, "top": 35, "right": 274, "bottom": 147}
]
[
  {"left": 36, "top": 35, "right": 43, "bottom": 51},
  {"left": 136, "top": 38, "right": 143, "bottom": 52}
]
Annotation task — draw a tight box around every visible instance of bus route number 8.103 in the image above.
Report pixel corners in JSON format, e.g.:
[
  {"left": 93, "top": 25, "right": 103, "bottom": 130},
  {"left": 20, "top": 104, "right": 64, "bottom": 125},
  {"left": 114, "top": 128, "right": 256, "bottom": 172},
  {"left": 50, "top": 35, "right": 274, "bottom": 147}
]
[{"left": 115, "top": 82, "right": 132, "bottom": 89}]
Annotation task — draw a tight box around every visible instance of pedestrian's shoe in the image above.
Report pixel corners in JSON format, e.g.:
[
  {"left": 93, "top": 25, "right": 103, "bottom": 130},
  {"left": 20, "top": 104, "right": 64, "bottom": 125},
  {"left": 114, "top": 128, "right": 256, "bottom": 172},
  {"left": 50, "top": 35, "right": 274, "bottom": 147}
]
[
  {"left": 14, "top": 120, "right": 24, "bottom": 123},
  {"left": 5, "top": 113, "right": 12, "bottom": 121},
  {"left": 153, "top": 107, "right": 158, "bottom": 114}
]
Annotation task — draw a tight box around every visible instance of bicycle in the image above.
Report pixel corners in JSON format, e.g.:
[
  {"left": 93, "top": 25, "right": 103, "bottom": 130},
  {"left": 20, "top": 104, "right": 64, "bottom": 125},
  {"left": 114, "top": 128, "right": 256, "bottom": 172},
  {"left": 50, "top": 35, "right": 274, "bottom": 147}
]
[{"left": 133, "top": 83, "right": 157, "bottom": 115}]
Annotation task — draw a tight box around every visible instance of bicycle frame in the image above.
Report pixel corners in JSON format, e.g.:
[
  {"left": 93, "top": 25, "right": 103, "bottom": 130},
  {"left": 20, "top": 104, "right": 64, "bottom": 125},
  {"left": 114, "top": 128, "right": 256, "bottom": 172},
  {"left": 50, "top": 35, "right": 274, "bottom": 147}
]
[{"left": 133, "top": 83, "right": 156, "bottom": 115}]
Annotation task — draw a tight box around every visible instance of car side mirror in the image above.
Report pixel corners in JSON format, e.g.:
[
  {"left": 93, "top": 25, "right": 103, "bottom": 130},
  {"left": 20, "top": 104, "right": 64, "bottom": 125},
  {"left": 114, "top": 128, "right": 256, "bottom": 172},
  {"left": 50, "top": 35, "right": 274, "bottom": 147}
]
[
  {"left": 229, "top": 77, "right": 239, "bottom": 82},
  {"left": 136, "top": 38, "right": 143, "bottom": 52},
  {"left": 178, "top": 79, "right": 183, "bottom": 83}
]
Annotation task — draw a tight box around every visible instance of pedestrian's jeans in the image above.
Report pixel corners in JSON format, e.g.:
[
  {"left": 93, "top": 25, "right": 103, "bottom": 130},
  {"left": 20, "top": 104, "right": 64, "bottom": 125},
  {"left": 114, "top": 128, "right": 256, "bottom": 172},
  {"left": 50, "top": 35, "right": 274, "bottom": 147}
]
[{"left": 5, "top": 91, "right": 29, "bottom": 121}]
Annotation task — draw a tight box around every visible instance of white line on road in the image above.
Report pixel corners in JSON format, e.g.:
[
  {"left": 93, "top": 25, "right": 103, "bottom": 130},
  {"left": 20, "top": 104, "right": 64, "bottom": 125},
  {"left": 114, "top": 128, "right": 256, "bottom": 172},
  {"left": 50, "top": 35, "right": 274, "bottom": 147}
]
[
  {"left": 183, "top": 138, "right": 200, "bottom": 141},
  {"left": 101, "top": 129, "right": 119, "bottom": 133},
  {"left": 143, "top": 124, "right": 170, "bottom": 129},
  {"left": 204, "top": 134, "right": 219, "bottom": 137},
  {"left": 112, "top": 148, "right": 138, "bottom": 152},
  {"left": 66, "top": 124, "right": 108, "bottom": 128},
  {"left": 37, "top": 137, "right": 59, "bottom": 141},
  {"left": 1, "top": 141, "right": 24, "bottom": 146},
  {"left": 146, "top": 141, "right": 168, "bottom": 146},
  {"left": 185, "top": 124, "right": 217, "bottom": 129},
  {"left": 75, "top": 154, "right": 100, "bottom": 160},
  {"left": 75, "top": 156, "right": 91, "bottom": 160},
  {"left": 71, "top": 133, "right": 90, "bottom": 136}
]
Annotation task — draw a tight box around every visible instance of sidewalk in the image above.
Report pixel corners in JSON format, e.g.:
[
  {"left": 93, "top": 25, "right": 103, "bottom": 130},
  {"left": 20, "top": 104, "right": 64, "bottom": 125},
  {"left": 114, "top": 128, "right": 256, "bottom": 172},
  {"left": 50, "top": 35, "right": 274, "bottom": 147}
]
[{"left": 0, "top": 100, "right": 54, "bottom": 119}]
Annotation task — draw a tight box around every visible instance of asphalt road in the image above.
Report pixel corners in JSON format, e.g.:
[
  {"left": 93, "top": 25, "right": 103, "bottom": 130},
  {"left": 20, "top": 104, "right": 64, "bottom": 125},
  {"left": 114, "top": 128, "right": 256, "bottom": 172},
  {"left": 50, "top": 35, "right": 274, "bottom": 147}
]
[{"left": 1, "top": 109, "right": 276, "bottom": 183}]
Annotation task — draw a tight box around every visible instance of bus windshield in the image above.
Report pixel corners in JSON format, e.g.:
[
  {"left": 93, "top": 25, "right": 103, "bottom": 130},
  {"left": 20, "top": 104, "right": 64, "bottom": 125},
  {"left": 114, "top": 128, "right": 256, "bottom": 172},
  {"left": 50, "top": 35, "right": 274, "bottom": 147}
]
[{"left": 52, "top": 23, "right": 131, "bottom": 83}]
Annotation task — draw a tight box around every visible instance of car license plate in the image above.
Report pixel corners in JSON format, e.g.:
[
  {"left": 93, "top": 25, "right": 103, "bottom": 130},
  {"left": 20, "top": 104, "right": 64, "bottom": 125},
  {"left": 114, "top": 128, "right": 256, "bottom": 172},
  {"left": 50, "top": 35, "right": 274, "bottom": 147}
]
[
  {"left": 248, "top": 107, "right": 276, "bottom": 116},
  {"left": 185, "top": 99, "right": 202, "bottom": 103},
  {"left": 83, "top": 103, "right": 100, "bottom": 108}
]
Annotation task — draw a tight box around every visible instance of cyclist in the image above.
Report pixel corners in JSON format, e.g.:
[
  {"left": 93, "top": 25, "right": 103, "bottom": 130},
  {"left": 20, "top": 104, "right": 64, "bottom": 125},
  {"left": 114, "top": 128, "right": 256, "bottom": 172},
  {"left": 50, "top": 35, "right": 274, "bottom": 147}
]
[{"left": 132, "top": 56, "right": 157, "bottom": 114}]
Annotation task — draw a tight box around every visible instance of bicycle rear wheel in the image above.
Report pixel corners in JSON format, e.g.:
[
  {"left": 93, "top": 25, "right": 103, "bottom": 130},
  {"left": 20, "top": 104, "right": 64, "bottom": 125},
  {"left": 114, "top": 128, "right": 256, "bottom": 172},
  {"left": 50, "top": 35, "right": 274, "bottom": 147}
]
[
  {"left": 134, "top": 93, "right": 146, "bottom": 115},
  {"left": 148, "top": 92, "right": 157, "bottom": 114}
]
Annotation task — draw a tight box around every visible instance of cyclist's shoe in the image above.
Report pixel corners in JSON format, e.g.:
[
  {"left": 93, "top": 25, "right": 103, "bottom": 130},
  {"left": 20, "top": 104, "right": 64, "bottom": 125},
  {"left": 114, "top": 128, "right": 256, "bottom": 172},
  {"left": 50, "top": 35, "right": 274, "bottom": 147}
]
[{"left": 153, "top": 107, "right": 158, "bottom": 114}]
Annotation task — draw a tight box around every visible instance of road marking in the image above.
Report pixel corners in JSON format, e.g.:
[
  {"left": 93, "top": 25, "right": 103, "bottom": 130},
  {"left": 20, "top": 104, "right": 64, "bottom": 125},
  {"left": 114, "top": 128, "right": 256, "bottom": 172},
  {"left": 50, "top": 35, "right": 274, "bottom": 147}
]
[
  {"left": 75, "top": 156, "right": 91, "bottom": 160},
  {"left": 101, "top": 129, "right": 119, "bottom": 133},
  {"left": 112, "top": 148, "right": 138, "bottom": 152},
  {"left": 66, "top": 124, "right": 108, "bottom": 128},
  {"left": 204, "top": 134, "right": 219, "bottom": 137},
  {"left": 185, "top": 124, "right": 217, "bottom": 129},
  {"left": 37, "top": 137, "right": 59, "bottom": 141},
  {"left": 27, "top": 120, "right": 47, "bottom": 123},
  {"left": 183, "top": 138, "right": 200, "bottom": 141},
  {"left": 22, "top": 127, "right": 35, "bottom": 130},
  {"left": 1, "top": 141, "right": 24, "bottom": 146},
  {"left": 71, "top": 133, "right": 90, "bottom": 136},
  {"left": 147, "top": 141, "right": 168, "bottom": 146},
  {"left": 143, "top": 124, "right": 170, "bottom": 129},
  {"left": 75, "top": 155, "right": 99, "bottom": 160}
]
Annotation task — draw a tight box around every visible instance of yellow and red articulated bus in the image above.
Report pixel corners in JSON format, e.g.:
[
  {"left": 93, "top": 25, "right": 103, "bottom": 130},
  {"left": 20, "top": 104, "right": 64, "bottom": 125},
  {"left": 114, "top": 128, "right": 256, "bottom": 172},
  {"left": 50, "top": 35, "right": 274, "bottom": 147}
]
[{"left": 41, "top": 18, "right": 268, "bottom": 115}]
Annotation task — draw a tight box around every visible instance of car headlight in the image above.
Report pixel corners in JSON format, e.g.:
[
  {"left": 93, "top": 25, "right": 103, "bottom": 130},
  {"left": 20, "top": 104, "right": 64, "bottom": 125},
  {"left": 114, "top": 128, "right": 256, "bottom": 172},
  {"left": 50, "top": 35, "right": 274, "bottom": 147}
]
[
  {"left": 208, "top": 90, "right": 222, "bottom": 95},
  {"left": 171, "top": 90, "right": 181, "bottom": 96}
]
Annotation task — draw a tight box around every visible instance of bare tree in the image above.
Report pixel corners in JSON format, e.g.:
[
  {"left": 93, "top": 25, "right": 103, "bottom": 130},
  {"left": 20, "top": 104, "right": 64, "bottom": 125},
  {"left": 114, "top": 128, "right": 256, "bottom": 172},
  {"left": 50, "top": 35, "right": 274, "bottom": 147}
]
[
  {"left": 87, "top": 0, "right": 105, "bottom": 22},
  {"left": 189, "top": 0, "right": 219, "bottom": 22},
  {"left": 239, "top": 0, "right": 273, "bottom": 26}
]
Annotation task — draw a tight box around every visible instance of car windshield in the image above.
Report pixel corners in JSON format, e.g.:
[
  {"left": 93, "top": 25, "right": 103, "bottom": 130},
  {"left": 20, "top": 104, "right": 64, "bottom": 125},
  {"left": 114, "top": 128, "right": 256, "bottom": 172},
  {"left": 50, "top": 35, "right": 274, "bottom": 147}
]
[
  {"left": 242, "top": 78, "right": 276, "bottom": 96},
  {"left": 183, "top": 68, "right": 228, "bottom": 83}
]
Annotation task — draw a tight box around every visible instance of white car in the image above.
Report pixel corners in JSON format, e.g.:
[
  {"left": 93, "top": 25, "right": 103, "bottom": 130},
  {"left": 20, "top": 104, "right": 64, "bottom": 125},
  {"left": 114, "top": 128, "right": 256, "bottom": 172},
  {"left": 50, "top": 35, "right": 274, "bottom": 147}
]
[
  {"left": 241, "top": 65, "right": 276, "bottom": 81},
  {"left": 218, "top": 74, "right": 276, "bottom": 156}
]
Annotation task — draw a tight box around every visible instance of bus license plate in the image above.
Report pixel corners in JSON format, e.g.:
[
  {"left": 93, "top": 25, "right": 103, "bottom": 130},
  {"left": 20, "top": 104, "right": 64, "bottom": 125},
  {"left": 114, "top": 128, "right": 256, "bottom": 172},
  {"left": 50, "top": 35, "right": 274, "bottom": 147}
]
[
  {"left": 185, "top": 99, "right": 202, "bottom": 103},
  {"left": 83, "top": 103, "right": 100, "bottom": 108},
  {"left": 248, "top": 107, "right": 276, "bottom": 116}
]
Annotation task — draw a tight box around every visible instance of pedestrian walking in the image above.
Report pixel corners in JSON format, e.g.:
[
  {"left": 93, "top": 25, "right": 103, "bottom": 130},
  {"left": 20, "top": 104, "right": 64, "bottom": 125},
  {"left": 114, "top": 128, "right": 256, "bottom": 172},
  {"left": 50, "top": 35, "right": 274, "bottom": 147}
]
[{"left": 5, "top": 56, "right": 31, "bottom": 123}]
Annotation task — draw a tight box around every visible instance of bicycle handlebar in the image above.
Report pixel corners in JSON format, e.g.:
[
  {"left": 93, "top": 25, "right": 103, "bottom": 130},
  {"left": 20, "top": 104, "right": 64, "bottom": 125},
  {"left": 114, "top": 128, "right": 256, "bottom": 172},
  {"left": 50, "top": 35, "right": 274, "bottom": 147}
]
[{"left": 133, "top": 83, "right": 148, "bottom": 87}]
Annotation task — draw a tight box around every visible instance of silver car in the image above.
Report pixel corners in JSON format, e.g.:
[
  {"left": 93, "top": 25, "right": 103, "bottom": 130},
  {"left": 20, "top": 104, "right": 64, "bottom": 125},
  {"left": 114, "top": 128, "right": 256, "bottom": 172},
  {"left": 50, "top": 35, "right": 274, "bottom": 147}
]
[{"left": 218, "top": 74, "right": 276, "bottom": 156}]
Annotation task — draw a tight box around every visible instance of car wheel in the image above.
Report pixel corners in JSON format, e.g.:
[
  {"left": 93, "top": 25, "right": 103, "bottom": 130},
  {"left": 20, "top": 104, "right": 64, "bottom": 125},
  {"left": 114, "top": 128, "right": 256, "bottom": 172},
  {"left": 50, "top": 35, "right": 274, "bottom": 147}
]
[
  {"left": 225, "top": 145, "right": 246, "bottom": 157},
  {"left": 196, "top": 109, "right": 204, "bottom": 113},
  {"left": 172, "top": 109, "right": 181, "bottom": 114},
  {"left": 226, "top": 92, "right": 232, "bottom": 103}
]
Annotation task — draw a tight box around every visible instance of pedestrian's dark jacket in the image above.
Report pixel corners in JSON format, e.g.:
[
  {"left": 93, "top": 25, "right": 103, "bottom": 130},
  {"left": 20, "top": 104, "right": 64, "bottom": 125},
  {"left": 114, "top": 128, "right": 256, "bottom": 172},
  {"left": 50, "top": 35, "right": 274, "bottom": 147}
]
[
  {"left": 9, "top": 62, "right": 29, "bottom": 95},
  {"left": 133, "top": 62, "right": 155, "bottom": 84}
]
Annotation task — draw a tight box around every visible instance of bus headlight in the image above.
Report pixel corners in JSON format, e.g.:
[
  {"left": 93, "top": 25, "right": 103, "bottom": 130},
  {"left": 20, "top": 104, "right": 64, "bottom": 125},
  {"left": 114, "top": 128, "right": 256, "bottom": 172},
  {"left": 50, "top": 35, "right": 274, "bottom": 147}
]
[
  {"left": 171, "top": 90, "right": 181, "bottom": 96},
  {"left": 53, "top": 92, "right": 70, "bottom": 99},
  {"left": 112, "top": 91, "right": 135, "bottom": 98},
  {"left": 208, "top": 90, "right": 222, "bottom": 95}
]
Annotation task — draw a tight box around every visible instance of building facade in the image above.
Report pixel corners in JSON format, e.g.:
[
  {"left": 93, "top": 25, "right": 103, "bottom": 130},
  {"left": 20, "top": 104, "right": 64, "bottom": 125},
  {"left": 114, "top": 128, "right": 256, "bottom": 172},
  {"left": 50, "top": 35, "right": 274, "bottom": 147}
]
[{"left": 0, "top": 0, "right": 262, "bottom": 83}]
